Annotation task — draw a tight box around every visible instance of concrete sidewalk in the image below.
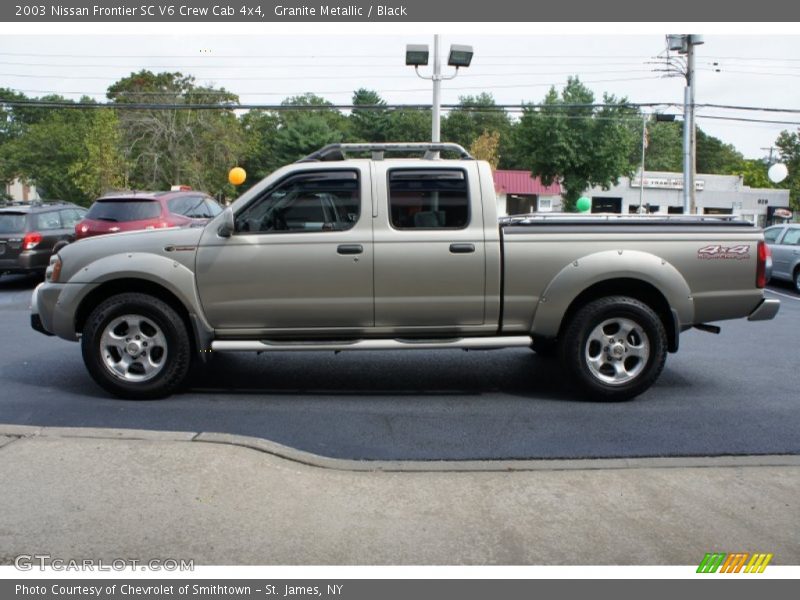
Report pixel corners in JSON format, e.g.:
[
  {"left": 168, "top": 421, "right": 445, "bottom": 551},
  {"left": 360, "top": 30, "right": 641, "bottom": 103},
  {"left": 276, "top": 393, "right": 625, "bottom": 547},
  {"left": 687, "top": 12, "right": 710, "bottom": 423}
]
[{"left": 0, "top": 425, "right": 798, "bottom": 565}]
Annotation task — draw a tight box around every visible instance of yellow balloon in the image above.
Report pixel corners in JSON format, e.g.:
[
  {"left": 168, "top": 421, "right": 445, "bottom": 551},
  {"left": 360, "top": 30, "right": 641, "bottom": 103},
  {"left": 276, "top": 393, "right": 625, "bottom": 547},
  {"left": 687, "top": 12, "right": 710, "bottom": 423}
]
[{"left": 228, "top": 167, "right": 246, "bottom": 186}]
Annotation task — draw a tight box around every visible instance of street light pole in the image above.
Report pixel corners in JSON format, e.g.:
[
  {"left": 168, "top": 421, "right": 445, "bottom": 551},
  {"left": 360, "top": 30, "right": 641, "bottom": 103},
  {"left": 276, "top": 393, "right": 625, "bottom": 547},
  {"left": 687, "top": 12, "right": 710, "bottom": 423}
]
[
  {"left": 687, "top": 39, "right": 697, "bottom": 214},
  {"left": 432, "top": 34, "right": 441, "bottom": 143},
  {"left": 406, "top": 37, "right": 473, "bottom": 145}
]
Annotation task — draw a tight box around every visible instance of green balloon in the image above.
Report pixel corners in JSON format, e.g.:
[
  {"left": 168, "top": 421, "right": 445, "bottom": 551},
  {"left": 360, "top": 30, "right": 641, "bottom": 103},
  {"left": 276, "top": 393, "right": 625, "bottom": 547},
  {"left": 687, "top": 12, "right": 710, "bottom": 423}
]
[{"left": 576, "top": 197, "right": 591, "bottom": 213}]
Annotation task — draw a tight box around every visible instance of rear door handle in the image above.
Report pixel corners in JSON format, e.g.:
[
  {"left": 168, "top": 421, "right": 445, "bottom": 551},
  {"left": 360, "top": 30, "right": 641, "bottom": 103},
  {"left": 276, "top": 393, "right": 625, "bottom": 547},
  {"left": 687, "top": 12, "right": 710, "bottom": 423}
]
[
  {"left": 449, "top": 243, "right": 475, "bottom": 254},
  {"left": 337, "top": 244, "right": 363, "bottom": 255}
]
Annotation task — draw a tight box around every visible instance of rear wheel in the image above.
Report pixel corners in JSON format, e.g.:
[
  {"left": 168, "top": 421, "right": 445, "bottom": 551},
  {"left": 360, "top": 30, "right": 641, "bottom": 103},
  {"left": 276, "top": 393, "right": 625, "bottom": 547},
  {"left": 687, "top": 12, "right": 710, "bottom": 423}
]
[
  {"left": 81, "top": 293, "right": 191, "bottom": 399},
  {"left": 794, "top": 268, "right": 800, "bottom": 293},
  {"left": 558, "top": 296, "right": 667, "bottom": 401}
]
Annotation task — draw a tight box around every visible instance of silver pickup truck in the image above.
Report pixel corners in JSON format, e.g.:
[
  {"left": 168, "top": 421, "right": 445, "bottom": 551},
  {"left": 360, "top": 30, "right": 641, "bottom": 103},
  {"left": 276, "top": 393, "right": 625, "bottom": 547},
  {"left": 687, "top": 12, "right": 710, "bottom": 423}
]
[{"left": 31, "top": 143, "right": 779, "bottom": 401}]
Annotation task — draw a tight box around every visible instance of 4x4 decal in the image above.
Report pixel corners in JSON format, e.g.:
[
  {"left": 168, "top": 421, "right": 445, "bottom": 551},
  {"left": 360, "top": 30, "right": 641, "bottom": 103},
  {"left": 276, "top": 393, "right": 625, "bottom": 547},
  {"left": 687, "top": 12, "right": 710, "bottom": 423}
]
[{"left": 697, "top": 244, "right": 751, "bottom": 260}]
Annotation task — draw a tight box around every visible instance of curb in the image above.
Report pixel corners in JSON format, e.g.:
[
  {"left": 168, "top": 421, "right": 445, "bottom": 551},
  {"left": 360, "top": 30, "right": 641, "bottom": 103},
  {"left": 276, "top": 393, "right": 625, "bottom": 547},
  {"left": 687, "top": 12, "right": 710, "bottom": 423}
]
[{"left": 2, "top": 423, "right": 800, "bottom": 473}]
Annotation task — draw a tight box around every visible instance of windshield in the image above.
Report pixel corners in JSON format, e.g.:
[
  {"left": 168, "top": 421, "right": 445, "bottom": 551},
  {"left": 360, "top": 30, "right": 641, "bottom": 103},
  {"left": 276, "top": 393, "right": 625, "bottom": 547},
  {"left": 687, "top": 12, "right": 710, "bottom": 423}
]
[
  {"left": 86, "top": 199, "right": 161, "bottom": 222},
  {"left": 0, "top": 213, "right": 27, "bottom": 233}
]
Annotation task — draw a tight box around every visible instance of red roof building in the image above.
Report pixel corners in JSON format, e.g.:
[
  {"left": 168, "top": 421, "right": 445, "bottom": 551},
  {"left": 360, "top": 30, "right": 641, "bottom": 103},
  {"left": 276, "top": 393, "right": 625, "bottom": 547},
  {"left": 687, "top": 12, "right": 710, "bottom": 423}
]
[
  {"left": 493, "top": 170, "right": 562, "bottom": 196},
  {"left": 492, "top": 170, "right": 562, "bottom": 215}
]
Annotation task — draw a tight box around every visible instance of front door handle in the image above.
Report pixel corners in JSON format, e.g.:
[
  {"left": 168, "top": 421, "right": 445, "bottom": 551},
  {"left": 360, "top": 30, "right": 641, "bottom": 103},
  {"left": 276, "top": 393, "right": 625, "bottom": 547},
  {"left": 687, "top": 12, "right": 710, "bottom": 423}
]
[
  {"left": 449, "top": 243, "right": 475, "bottom": 254},
  {"left": 337, "top": 244, "right": 363, "bottom": 255}
]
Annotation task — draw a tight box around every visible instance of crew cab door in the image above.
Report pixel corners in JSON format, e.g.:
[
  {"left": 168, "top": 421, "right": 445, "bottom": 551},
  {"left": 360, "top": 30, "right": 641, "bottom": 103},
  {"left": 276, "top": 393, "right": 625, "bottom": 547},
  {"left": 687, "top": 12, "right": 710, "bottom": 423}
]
[
  {"left": 372, "top": 163, "right": 486, "bottom": 330},
  {"left": 195, "top": 165, "right": 373, "bottom": 330}
]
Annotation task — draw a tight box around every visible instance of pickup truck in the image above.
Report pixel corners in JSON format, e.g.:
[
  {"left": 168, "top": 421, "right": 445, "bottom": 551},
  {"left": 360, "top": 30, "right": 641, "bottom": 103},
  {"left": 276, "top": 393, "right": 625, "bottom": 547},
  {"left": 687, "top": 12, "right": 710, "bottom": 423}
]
[{"left": 31, "top": 143, "right": 780, "bottom": 401}]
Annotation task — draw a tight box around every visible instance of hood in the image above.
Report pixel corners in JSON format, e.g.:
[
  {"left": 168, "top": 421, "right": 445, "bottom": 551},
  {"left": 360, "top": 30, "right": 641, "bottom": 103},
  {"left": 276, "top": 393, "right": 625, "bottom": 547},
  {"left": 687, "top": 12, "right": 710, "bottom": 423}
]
[{"left": 58, "top": 225, "right": 206, "bottom": 282}]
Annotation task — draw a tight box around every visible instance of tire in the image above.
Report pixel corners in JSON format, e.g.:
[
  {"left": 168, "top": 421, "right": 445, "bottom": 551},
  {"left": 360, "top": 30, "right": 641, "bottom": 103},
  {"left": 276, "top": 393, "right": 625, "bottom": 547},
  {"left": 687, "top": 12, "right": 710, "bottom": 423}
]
[
  {"left": 558, "top": 296, "right": 667, "bottom": 401},
  {"left": 81, "top": 293, "right": 192, "bottom": 399},
  {"left": 794, "top": 268, "right": 800, "bottom": 294}
]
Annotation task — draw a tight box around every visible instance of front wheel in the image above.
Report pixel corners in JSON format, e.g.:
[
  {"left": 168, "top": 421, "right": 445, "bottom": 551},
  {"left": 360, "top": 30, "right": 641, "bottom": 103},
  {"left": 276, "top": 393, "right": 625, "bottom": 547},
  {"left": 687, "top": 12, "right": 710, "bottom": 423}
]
[
  {"left": 81, "top": 293, "right": 192, "bottom": 399},
  {"left": 558, "top": 296, "right": 667, "bottom": 401}
]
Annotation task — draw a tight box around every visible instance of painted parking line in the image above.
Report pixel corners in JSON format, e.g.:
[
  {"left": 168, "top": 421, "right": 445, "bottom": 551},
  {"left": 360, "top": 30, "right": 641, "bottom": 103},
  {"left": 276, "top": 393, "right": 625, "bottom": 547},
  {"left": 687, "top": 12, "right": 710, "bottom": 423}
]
[{"left": 766, "top": 288, "right": 800, "bottom": 301}]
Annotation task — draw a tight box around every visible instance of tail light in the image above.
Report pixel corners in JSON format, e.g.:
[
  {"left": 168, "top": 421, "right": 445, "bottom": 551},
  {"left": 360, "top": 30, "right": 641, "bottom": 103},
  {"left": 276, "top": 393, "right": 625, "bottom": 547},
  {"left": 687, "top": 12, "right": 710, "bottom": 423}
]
[
  {"left": 22, "top": 232, "right": 42, "bottom": 250},
  {"left": 756, "top": 240, "right": 770, "bottom": 289}
]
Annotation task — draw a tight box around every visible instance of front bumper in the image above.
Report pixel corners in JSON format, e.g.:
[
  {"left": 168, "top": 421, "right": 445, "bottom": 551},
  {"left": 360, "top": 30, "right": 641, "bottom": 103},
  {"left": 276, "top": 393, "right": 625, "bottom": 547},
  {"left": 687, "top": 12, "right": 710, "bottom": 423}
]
[
  {"left": 747, "top": 297, "right": 780, "bottom": 321},
  {"left": 30, "top": 283, "right": 53, "bottom": 335}
]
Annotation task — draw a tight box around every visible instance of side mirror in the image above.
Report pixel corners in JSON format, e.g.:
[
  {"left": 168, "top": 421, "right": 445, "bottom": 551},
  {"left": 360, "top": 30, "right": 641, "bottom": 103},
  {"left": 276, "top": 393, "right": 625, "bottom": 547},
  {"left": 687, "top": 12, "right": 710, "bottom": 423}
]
[{"left": 217, "top": 207, "right": 234, "bottom": 238}]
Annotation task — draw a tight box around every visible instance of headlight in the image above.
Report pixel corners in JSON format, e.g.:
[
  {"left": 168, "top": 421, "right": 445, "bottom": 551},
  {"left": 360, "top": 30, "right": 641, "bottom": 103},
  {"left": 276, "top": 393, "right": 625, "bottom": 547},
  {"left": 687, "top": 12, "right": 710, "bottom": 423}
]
[{"left": 46, "top": 254, "right": 62, "bottom": 283}]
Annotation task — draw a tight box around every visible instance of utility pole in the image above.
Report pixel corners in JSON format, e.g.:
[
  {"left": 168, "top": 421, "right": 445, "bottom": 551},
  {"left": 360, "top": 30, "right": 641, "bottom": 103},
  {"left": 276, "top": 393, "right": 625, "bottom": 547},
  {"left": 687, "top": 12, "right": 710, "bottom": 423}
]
[
  {"left": 639, "top": 112, "right": 647, "bottom": 212},
  {"left": 666, "top": 34, "right": 703, "bottom": 214},
  {"left": 687, "top": 39, "right": 697, "bottom": 214}
]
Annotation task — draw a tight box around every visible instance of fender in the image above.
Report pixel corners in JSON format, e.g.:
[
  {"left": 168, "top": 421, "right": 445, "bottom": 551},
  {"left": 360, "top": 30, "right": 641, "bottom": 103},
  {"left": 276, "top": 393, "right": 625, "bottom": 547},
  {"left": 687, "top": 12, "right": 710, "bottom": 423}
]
[
  {"left": 530, "top": 249, "right": 694, "bottom": 339},
  {"left": 51, "top": 252, "right": 212, "bottom": 341}
]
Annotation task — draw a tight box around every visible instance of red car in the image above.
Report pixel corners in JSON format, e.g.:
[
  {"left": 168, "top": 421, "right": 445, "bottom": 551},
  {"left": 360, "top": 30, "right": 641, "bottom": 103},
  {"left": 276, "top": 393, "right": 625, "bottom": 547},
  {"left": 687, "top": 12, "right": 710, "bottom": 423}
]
[{"left": 75, "top": 190, "right": 223, "bottom": 240}]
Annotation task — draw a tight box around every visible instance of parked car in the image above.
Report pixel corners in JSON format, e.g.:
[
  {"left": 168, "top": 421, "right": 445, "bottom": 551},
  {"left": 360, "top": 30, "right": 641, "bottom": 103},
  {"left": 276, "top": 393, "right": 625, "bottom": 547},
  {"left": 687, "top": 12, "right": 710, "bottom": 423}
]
[
  {"left": 0, "top": 201, "right": 86, "bottom": 277},
  {"left": 32, "top": 143, "right": 779, "bottom": 401},
  {"left": 764, "top": 223, "right": 800, "bottom": 291},
  {"left": 75, "top": 190, "right": 223, "bottom": 240}
]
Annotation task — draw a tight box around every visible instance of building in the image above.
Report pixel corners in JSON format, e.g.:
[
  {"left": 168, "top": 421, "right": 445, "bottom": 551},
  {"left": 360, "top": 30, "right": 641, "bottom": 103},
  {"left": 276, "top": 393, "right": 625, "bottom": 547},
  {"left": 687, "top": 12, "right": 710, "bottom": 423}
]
[
  {"left": 586, "top": 171, "right": 791, "bottom": 227},
  {"left": 493, "top": 170, "right": 562, "bottom": 216},
  {"left": 3, "top": 178, "right": 40, "bottom": 202}
]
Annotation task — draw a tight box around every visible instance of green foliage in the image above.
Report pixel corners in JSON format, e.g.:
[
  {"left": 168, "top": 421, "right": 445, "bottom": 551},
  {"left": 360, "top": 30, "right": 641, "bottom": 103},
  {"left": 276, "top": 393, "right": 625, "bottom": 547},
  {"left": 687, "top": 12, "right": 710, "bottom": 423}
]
[
  {"left": 350, "top": 88, "right": 389, "bottom": 142},
  {"left": 68, "top": 109, "right": 128, "bottom": 199},
  {"left": 776, "top": 129, "right": 800, "bottom": 211},
  {"left": 516, "top": 77, "right": 638, "bottom": 211},
  {"left": 108, "top": 70, "right": 244, "bottom": 195},
  {"left": 443, "top": 93, "right": 511, "bottom": 150},
  {"left": 0, "top": 95, "right": 96, "bottom": 203},
  {"left": 644, "top": 121, "right": 683, "bottom": 171},
  {"left": 696, "top": 129, "right": 744, "bottom": 174}
]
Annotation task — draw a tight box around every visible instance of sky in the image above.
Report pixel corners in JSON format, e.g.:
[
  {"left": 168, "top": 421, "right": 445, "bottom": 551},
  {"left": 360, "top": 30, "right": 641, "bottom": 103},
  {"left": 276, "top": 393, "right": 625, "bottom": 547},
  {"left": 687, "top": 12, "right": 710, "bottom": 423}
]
[{"left": 1, "top": 33, "right": 798, "bottom": 159}]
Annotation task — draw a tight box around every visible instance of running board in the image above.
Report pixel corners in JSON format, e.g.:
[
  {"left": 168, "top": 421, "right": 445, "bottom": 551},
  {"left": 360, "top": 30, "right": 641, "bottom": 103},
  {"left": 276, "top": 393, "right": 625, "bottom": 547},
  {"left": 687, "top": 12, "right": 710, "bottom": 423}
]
[{"left": 211, "top": 336, "right": 533, "bottom": 353}]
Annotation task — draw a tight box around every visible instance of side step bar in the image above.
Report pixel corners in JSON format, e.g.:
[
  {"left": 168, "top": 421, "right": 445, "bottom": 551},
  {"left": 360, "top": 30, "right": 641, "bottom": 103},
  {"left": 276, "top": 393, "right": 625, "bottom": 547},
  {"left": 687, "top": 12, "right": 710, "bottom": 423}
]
[{"left": 211, "top": 336, "right": 533, "bottom": 353}]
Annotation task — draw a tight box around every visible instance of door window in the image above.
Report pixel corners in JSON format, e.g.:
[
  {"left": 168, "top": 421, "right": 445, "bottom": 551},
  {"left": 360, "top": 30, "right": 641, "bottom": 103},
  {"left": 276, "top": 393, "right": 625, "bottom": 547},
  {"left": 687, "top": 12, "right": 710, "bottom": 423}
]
[
  {"left": 388, "top": 169, "right": 470, "bottom": 229},
  {"left": 235, "top": 171, "right": 360, "bottom": 234},
  {"left": 60, "top": 208, "right": 84, "bottom": 228},
  {"left": 763, "top": 227, "right": 782, "bottom": 243},
  {"left": 781, "top": 228, "right": 800, "bottom": 246},
  {"left": 34, "top": 211, "right": 62, "bottom": 230}
]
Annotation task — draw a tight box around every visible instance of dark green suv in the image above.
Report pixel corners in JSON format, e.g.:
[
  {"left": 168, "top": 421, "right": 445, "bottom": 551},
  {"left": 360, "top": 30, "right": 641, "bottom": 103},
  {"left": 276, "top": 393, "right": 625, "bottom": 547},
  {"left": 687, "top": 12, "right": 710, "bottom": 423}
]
[{"left": 0, "top": 201, "right": 87, "bottom": 277}]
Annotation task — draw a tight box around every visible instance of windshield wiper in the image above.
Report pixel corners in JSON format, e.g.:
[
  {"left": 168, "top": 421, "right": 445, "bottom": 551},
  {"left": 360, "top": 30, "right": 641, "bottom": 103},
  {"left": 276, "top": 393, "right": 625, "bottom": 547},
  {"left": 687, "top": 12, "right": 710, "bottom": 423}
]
[{"left": 95, "top": 217, "right": 119, "bottom": 222}]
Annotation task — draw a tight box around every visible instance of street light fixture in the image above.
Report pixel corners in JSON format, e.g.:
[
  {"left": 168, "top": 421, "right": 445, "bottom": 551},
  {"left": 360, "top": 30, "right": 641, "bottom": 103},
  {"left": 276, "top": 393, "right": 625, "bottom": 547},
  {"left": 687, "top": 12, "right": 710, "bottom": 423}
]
[{"left": 405, "top": 35, "right": 473, "bottom": 144}]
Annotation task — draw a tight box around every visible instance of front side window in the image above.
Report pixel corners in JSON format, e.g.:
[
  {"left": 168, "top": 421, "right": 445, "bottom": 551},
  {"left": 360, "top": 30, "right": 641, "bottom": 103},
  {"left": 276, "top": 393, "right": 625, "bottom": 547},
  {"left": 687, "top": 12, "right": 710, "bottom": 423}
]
[
  {"left": 168, "top": 195, "right": 220, "bottom": 219},
  {"left": 763, "top": 227, "right": 783, "bottom": 243},
  {"left": 235, "top": 171, "right": 360, "bottom": 234},
  {"left": 388, "top": 169, "right": 469, "bottom": 229}
]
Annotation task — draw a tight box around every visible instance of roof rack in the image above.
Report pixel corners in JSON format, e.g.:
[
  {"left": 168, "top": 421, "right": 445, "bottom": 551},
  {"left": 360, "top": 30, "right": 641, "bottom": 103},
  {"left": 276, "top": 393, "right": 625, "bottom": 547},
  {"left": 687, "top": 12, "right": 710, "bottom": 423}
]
[
  {"left": 298, "top": 143, "right": 474, "bottom": 163},
  {"left": 0, "top": 199, "right": 70, "bottom": 207}
]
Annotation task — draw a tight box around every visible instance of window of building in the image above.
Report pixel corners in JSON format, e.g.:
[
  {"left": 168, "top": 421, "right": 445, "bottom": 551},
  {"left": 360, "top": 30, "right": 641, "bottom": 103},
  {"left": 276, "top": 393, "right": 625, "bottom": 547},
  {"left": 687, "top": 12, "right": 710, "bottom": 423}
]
[
  {"left": 235, "top": 170, "right": 360, "bottom": 234},
  {"left": 388, "top": 169, "right": 469, "bottom": 229}
]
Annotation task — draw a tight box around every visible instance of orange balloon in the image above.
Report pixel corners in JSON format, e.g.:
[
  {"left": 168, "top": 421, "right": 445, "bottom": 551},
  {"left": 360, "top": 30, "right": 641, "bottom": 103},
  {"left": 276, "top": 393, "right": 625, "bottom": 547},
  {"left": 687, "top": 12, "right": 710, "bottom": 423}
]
[{"left": 228, "top": 167, "right": 246, "bottom": 186}]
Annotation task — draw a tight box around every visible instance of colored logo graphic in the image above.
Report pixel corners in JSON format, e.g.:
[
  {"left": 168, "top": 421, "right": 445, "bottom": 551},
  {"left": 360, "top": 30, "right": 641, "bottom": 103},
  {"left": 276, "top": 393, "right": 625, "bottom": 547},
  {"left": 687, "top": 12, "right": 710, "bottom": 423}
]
[{"left": 697, "top": 552, "right": 773, "bottom": 573}]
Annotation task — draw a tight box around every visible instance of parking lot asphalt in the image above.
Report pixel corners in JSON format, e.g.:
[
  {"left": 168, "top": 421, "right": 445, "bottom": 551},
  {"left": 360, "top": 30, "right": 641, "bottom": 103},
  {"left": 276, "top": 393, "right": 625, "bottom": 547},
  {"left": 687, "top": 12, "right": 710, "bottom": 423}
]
[{"left": 1, "top": 273, "right": 799, "bottom": 461}]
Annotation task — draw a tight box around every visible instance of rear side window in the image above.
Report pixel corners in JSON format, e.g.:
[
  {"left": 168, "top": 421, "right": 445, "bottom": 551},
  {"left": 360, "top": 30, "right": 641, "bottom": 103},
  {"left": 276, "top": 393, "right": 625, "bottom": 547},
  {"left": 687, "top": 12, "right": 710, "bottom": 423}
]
[
  {"left": 782, "top": 228, "right": 800, "bottom": 246},
  {"left": 388, "top": 169, "right": 470, "bottom": 229},
  {"left": 763, "top": 227, "right": 783, "bottom": 243},
  {"left": 0, "top": 213, "right": 26, "bottom": 233},
  {"left": 34, "top": 211, "right": 62, "bottom": 230},
  {"left": 86, "top": 199, "right": 161, "bottom": 222}
]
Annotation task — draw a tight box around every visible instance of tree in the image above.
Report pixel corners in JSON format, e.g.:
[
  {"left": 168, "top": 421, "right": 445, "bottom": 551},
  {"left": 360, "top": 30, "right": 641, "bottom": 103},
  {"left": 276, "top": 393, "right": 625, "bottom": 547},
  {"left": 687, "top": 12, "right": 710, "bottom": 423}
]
[
  {"left": 0, "top": 95, "right": 96, "bottom": 203},
  {"left": 383, "top": 108, "right": 432, "bottom": 143},
  {"left": 68, "top": 108, "right": 128, "bottom": 198},
  {"left": 776, "top": 128, "right": 800, "bottom": 211},
  {"left": 515, "top": 77, "right": 638, "bottom": 211},
  {"left": 239, "top": 109, "right": 281, "bottom": 190},
  {"left": 350, "top": 88, "right": 389, "bottom": 142},
  {"left": 442, "top": 93, "right": 511, "bottom": 152},
  {"left": 108, "top": 70, "right": 244, "bottom": 195},
  {"left": 643, "top": 121, "right": 683, "bottom": 171},
  {"left": 696, "top": 129, "right": 743, "bottom": 174},
  {"left": 470, "top": 130, "right": 500, "bottom": 170}
]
